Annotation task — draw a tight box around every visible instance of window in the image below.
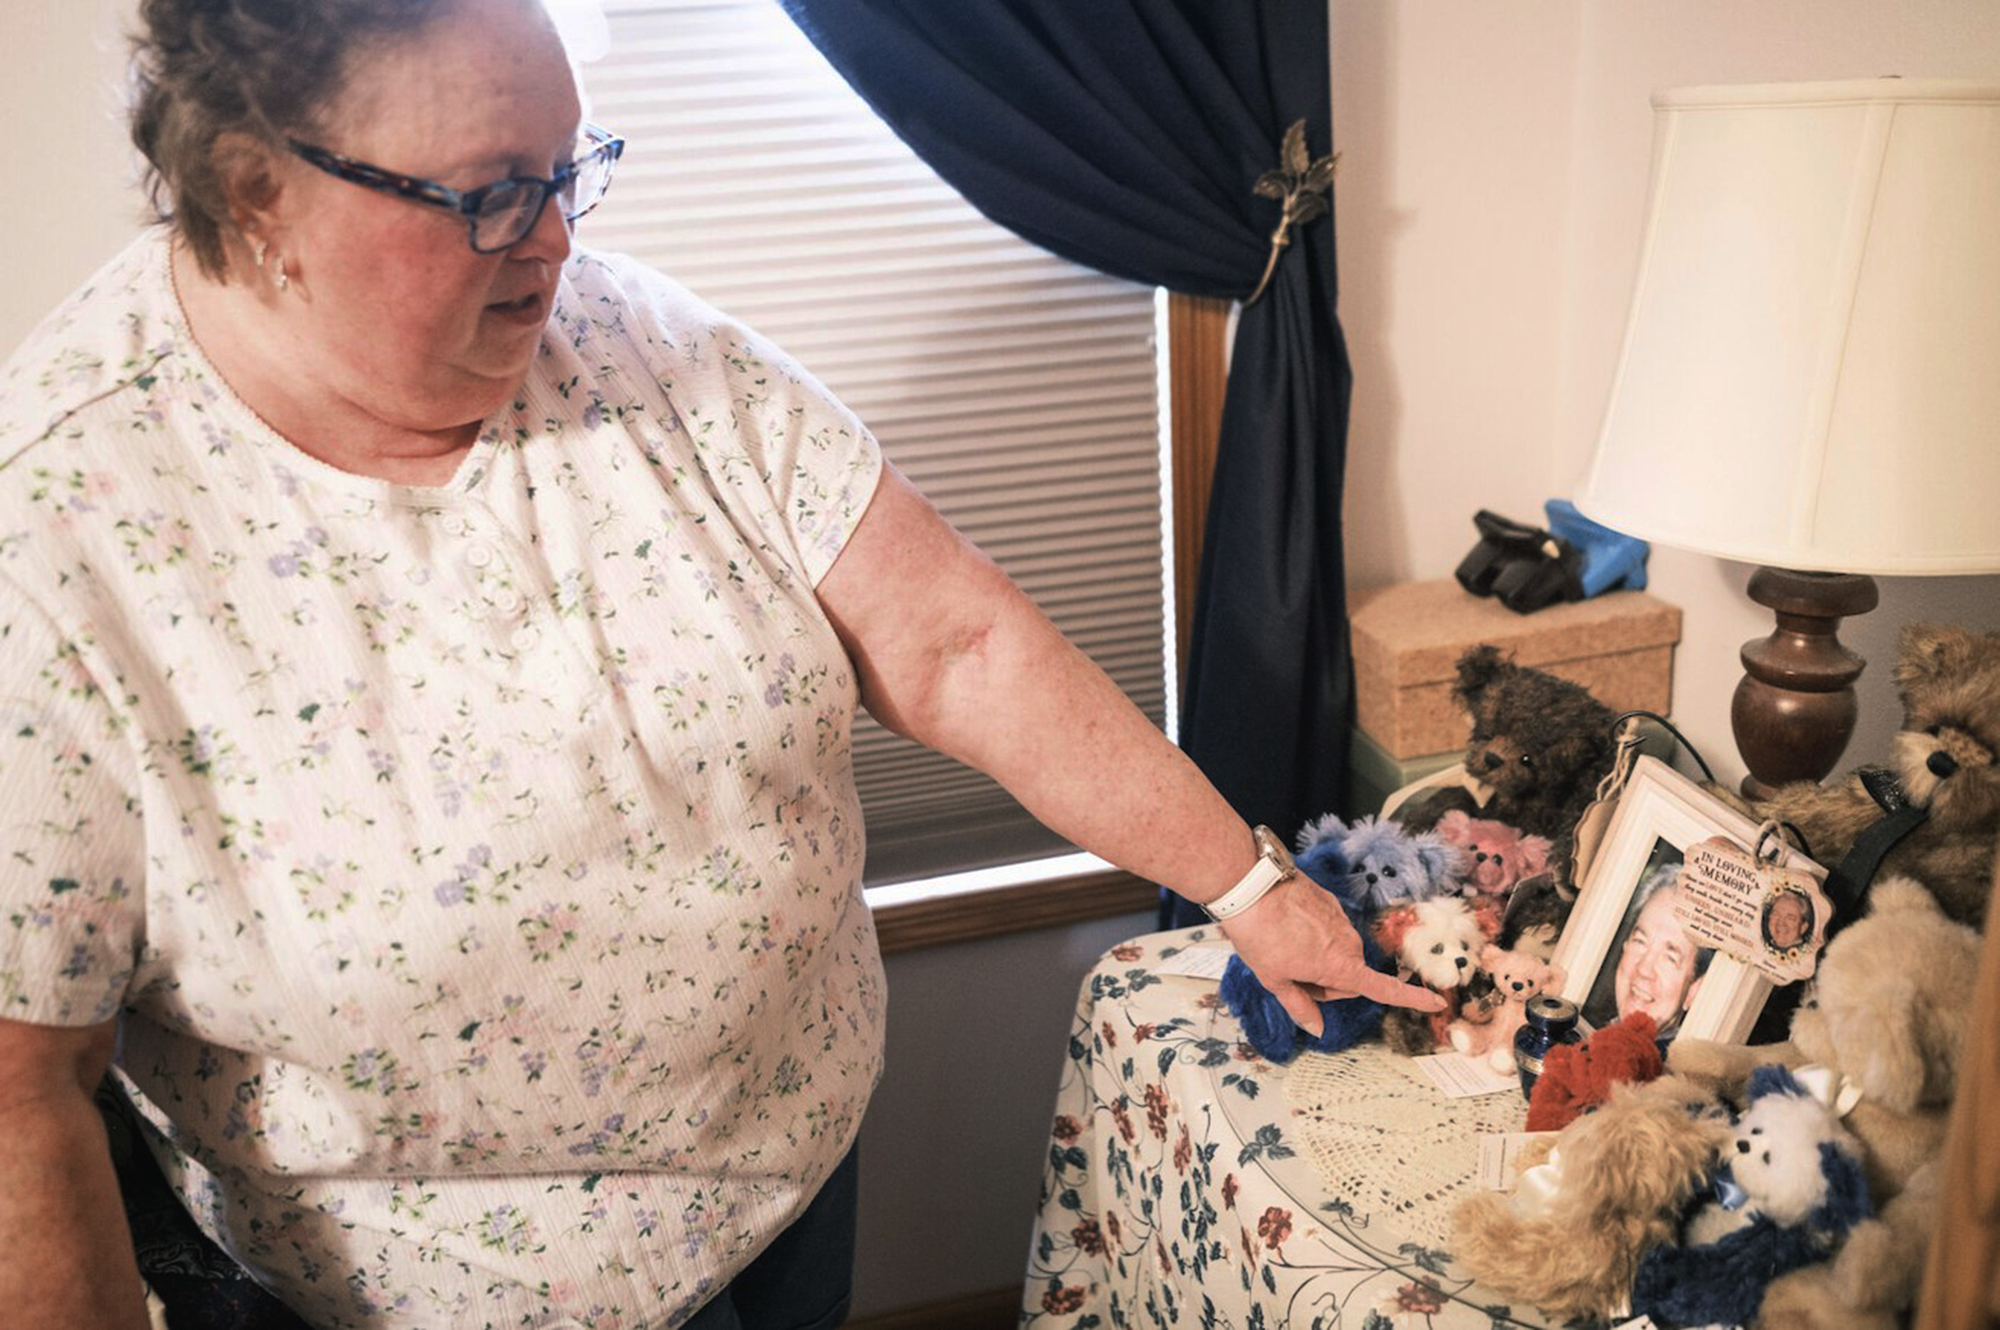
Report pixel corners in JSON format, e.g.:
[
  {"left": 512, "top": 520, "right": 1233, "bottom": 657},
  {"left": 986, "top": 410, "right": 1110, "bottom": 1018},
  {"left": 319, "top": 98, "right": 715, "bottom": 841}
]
[{"left": 577, "top": 0, "right": 1178, "bottom": 891}]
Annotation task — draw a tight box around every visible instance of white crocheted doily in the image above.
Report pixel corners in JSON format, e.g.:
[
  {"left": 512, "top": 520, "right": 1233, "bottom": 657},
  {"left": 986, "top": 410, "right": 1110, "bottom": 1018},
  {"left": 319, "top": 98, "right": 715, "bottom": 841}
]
[{"left": 1282, "top": 1044, "right": 1529, "bottom": 1249}]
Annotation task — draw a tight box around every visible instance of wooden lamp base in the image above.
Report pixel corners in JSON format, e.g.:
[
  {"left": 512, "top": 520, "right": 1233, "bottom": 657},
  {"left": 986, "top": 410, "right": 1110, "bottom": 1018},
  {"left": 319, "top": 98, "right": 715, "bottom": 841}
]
[{"left": 1730, "top": 566, "right": 1879, "bottom": 800}]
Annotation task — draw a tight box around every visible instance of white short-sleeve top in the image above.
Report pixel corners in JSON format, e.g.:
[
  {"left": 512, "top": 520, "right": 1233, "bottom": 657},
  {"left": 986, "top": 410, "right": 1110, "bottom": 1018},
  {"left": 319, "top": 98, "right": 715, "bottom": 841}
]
[{"left": 0, "top": 231, "right": 887, "bottom": 1328}]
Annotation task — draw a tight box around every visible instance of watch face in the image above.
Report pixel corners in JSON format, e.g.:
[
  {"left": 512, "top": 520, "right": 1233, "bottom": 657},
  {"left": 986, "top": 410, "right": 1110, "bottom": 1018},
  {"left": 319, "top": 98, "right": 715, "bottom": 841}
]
[{"left": 1253, "top": 825, "right": 1296, "bottom": 875}]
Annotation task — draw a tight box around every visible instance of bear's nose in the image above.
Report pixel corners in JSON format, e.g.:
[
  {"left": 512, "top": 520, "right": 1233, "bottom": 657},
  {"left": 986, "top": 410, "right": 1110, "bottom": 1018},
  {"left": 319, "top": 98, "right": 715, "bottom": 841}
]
[
  {"left": 1735, "top": 1139, "right": 1750, "bottom": 1154},
  {"left": 1455, "top": 955, "right": 1468, "bottom": 968},
  {"left": 1483, "top": 752, "right": 1503, "bottom": 771},
  {"left": 1475, "top": 851, "right": 1490, "bottom": 863},
  {"left": 1930, "top": 749, "right": 1960, "bottom": 779}
]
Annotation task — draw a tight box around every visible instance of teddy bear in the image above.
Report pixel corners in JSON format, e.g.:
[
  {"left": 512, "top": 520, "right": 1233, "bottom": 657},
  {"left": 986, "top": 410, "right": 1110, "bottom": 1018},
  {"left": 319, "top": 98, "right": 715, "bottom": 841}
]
[
  {"left": 1434, "top": 808, "right": 1551, "bottom": 902},
  {"left": 1371, "top": 895, "right": 1491, "bottom": 1055},
  {"left": 1524, "top": 1010, "right": 1663, "bottom": 1132},
  {"left": 1452, "top": 1073, "right": 1733, "bottom": 1323},
  {"left": 1447, "top": 945, "right": 1565, "bottom": 1073},
  {"left": 1668, "top": 875, "right": 1981, "bottom": 1327},
  {"left": 1396, "top": 644, "right": 1621, "bottom": 896},
  {"left": 1753, "top": 623, "right": 2000, "bottom": 928},
  {"left": 1630, "top": 1064, "right": 1873, "bottom": 1330},
  {"left": 1219, "top": 833, "right": 1395, "bottom": 1063},
  {"left": 1294, "top": 811, "right": 1466, "bottom": 913}
]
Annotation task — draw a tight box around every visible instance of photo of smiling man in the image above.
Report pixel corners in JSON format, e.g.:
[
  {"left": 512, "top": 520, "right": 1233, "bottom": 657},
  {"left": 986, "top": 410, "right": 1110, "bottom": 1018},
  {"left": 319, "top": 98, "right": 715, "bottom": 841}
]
[{"left": 1581, "top": 850, "right": 1715, "bottom": 1039}]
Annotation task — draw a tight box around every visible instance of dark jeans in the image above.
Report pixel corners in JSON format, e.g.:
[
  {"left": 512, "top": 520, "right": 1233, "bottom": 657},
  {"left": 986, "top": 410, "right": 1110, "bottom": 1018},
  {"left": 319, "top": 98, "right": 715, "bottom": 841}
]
[{"left": 680, "top": 1146, "right": 861, "bottom": 1330}]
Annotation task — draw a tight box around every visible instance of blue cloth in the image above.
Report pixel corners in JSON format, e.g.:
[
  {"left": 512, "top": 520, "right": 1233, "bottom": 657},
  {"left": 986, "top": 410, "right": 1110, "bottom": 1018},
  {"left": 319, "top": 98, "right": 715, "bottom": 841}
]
[
  {"left": 773, "top": 0, "right": 1356, "bottom": 929},
  {"left": 1545, "top": 498, "right": 1649, "bottom": 596}
]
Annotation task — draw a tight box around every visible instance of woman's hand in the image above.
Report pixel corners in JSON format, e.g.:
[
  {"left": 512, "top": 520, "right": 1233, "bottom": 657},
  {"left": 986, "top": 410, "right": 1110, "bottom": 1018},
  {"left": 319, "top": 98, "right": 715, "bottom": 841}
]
[{"left": 1218, "top": 878, "right": 1445, "bottom": 1037}]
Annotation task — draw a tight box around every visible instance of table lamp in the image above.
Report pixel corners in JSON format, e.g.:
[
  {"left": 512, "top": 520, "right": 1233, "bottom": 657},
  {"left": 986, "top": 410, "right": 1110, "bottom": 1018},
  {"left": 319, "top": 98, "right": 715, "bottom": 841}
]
[{"left": 1575, "top": 78, "right": 2000, "bottom": 798}]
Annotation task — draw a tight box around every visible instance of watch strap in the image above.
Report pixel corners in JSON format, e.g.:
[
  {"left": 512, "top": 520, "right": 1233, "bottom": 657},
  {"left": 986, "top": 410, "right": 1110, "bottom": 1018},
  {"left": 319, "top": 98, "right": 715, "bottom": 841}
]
[{"left": 1204, "top": 825, "right": 1294, "bottom": 920}]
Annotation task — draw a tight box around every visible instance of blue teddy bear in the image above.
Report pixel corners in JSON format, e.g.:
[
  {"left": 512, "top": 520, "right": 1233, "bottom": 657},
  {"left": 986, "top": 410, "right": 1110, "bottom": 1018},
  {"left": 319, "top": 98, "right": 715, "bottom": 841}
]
[{"left": 1219, "top": 822, "right": 1404, "bottom": 1063}]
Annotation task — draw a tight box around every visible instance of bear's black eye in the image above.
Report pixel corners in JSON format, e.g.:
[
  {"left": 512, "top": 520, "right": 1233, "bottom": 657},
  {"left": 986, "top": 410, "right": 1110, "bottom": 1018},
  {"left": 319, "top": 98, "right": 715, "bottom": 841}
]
[
  {"left": 1926, "top": 724, "right": 1943, "bottom": 737},
  {"left": 1519, "top": 754, "right": 1534, "bottom": 767},
  {"left": 1761, "top": 1150, "right": 1771, "bottom": 1165},
  {"left": 1749, "top": 1126, "right": 1762, "bottom": 1135},
  {"left": 1382, "top": 866, "right": 1397, "bottom": 878}
]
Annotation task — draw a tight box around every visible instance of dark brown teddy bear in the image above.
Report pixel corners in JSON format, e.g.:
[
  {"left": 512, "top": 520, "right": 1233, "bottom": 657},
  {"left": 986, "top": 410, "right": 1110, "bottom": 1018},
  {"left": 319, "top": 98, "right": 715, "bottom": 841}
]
[
  {"left": 1754, "top": 623, "right": 2000, "bottom": 928},
  {"left": 1398, "top": 644, "right": 1620, "bottom": 895}
]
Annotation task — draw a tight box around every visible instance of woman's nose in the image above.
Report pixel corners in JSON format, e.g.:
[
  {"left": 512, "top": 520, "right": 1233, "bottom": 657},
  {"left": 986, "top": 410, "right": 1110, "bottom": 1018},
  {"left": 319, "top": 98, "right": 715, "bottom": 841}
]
[{"left": 513, "top": 193, "right": 574, "bottom": 266}]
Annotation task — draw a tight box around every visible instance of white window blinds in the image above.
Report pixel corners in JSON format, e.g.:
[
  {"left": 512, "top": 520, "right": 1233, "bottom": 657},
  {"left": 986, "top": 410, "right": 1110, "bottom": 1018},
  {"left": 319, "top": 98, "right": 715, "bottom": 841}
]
[{"left": 577, "top": 0, "right": 1170, "bottom": 884}]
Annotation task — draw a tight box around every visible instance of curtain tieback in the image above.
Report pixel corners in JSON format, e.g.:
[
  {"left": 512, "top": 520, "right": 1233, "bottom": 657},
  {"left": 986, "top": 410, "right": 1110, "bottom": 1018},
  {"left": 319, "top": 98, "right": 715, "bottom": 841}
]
[{"left": 1245, "top": 120, "right": 1338, "bottom": 306}]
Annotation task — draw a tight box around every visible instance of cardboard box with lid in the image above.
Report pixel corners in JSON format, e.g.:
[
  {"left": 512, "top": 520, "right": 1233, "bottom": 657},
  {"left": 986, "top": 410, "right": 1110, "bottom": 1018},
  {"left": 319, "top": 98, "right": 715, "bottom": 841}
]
[{"left": 1350, "top": 579, "right": 1682, "bottom": 760}]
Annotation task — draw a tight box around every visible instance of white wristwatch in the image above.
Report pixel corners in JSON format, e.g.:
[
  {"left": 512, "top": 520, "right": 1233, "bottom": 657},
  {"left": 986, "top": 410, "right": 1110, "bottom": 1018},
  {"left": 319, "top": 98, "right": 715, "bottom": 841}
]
[{"left": 1203, "top": 825, "right": 1297, "bottom": 920}]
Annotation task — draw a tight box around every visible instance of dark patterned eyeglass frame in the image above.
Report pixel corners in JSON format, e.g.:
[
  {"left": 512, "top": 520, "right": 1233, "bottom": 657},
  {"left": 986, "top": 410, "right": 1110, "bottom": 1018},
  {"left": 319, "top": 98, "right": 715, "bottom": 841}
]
[{"left": 284, "top": 123, "right": 625, "bottom": 253}]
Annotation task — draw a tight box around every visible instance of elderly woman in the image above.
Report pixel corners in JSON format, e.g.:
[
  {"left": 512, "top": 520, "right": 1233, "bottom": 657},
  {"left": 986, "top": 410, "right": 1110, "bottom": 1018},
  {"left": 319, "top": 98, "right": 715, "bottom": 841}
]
[{"left": 0, "top": 1, "right": 1436, "bottom": 1326}]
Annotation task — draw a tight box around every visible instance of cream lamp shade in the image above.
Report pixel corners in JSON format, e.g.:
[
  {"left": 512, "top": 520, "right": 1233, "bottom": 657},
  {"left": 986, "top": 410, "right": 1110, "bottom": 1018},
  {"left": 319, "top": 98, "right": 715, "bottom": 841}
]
[
  {"left": 1576, "top": 78, "right": 2000, "bottom": 576},
  {"left": 1577, "top": 78, "right": 2000, "bottom": 798}
]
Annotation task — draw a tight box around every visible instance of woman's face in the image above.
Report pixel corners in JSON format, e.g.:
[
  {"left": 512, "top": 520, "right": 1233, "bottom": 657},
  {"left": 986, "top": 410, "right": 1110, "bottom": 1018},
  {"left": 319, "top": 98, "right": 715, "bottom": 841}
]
[
  {"left": 1613, "top": 885, "right": 1701, "bottom": 1027},
  {"left": 267, "top": 0, "right": 582, "bottom": 435}
]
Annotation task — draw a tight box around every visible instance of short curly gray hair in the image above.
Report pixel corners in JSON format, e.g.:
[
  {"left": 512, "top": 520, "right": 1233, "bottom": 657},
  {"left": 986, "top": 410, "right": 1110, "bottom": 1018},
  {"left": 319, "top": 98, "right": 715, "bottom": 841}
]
[{"left": 128, "top": 0, "right": 447, "bottom": 279}]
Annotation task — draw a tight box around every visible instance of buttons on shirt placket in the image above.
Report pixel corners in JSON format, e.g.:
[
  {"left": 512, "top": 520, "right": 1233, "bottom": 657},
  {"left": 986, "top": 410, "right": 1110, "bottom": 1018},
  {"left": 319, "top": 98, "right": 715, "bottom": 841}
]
[{"left": 436, "top": 504, "right": 561, "bottom": 681}]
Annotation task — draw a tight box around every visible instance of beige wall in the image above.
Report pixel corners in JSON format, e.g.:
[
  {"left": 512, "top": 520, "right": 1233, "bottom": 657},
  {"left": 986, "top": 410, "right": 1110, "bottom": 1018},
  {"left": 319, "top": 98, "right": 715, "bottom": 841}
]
[
  {"left": 1, "top": 0, "right": 144, "bottom": 353},
  {"left": 1335, "top": 0, "right": 2000, "bottom": 790}
]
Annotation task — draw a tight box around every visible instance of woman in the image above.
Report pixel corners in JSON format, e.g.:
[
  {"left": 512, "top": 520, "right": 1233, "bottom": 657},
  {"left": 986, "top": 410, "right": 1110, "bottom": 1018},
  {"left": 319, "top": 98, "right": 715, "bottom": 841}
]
[{"left": 0, "top": 1, "right": 1437, "bottom": 1326}]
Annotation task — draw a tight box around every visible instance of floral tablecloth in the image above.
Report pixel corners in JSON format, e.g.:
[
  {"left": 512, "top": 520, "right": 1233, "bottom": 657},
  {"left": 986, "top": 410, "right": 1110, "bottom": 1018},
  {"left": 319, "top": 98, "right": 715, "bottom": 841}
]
[{"left": 1021, "top": 927, "right": 1559, "bottom": 1329}]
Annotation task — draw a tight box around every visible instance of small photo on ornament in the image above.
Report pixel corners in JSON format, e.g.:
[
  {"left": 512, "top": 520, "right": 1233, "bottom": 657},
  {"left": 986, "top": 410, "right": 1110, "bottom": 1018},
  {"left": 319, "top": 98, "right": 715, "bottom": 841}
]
[{"left": 1761, "top": 886, "right": 1815, "bottom": 954}]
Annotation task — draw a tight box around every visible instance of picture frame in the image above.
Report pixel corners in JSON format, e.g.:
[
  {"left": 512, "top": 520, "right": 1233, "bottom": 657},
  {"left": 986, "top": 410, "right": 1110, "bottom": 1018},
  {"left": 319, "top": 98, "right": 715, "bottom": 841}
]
[{"left": 1549, "top": 754, "right": 1826, "bottom": 1045}]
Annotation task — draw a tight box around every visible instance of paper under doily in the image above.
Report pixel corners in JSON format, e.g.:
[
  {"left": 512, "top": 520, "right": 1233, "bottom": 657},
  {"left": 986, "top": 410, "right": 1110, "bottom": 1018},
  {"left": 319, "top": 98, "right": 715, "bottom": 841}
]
[{"left": 1282, "top": 1043, "right": 1529, "bottom": 1249}]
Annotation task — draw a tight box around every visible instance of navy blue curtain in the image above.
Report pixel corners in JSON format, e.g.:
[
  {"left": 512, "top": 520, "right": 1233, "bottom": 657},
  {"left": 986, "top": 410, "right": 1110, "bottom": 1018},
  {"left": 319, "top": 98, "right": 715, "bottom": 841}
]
[{"left": 779, "top": 0, "right": 1354, "bottom": 929}]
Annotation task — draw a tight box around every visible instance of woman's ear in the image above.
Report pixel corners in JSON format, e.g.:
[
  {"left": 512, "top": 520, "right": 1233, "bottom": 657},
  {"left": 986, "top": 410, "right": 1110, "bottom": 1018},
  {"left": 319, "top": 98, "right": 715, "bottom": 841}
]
[{"left": 213, "top": 130, "right": 289, "bottom": 267}]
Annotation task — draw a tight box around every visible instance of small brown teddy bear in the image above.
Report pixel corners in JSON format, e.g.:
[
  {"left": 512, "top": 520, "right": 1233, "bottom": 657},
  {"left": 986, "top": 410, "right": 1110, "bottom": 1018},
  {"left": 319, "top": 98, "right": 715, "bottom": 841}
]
[
  {"left": 1451, "top": 1073, "right": 1731, "bottom": 1322},
  {"left": 1399, "top": 644, "right": 1620, "bottom": 894},
  {"left": 1754, "top": 622, "right": 2000, "bottom": 927},
  {"left": 1669, "top": 875, "right": 1982, "bottom": 1328}
]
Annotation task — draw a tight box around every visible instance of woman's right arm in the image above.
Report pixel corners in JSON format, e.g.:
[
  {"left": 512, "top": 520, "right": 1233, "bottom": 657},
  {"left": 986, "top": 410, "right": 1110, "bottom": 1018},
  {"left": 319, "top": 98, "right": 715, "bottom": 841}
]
[{"left": 0, "top": 1017, "right": 152, "bottom": 1329}]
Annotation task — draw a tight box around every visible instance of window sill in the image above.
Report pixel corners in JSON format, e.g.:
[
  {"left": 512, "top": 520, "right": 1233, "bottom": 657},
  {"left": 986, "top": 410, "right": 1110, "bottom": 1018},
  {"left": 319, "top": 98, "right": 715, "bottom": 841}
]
[{"left": 867, "top": 853, "right": 1162, "bottom": 955}]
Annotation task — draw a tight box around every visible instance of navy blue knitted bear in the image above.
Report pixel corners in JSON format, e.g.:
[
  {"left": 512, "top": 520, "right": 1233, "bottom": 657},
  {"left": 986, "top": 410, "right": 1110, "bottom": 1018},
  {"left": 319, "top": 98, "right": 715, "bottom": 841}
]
[{"left": 1631, "top": 1064, "right": 1873, "bottom": 1328}]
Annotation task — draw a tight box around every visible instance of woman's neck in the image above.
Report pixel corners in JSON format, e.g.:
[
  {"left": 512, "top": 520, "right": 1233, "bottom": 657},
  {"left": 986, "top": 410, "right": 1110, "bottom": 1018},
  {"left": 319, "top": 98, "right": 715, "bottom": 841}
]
[{"left": 170, "top": 240, "right": 481, "bottom": 487}]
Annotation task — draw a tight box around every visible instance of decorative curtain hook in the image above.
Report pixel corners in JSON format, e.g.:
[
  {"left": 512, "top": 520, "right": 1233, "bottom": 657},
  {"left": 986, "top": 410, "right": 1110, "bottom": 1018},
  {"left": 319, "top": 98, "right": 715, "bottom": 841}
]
[{"left": 1244, "top": 120, "right": 1338, "bottom": 307}]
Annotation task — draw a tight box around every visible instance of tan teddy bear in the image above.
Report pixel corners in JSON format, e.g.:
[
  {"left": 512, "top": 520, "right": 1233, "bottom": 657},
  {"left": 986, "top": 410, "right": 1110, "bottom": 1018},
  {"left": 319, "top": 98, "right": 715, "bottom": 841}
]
[
  {"left": 1752, "top": 623, "right": 2000, "bottom": 928},
  {"left": 1668, "top": 875, "right": 1981, "bottom": 1328}
]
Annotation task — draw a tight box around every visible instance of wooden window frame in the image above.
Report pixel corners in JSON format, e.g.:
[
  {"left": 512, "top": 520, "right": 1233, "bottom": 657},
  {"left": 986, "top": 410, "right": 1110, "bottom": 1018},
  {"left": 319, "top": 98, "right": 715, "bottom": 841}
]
[{"left": 874, "top": 293, "right": 1231, "bottom": 954}]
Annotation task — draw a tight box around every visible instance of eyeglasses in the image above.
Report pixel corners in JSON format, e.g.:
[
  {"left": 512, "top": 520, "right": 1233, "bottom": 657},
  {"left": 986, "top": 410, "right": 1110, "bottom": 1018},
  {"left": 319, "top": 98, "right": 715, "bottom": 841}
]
[{"left": 285, "top": 123, "right": 625, "bottom": 253}]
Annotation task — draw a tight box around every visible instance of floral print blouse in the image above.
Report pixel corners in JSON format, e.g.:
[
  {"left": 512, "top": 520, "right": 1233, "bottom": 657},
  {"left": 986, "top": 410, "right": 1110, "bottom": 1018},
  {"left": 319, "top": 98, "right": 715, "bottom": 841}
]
[{"left": 0, "top": 230, "right": 886, "bottom": 1328}]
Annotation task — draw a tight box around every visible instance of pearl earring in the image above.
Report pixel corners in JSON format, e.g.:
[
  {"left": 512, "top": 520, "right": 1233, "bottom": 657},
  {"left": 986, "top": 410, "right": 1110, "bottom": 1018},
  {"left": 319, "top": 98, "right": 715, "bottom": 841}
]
[
  {"left": 274, "top": 257, "right": 289, "bottom": 292},
  {"left": 251, "top": 238, "right": 268, "bottom": 268}
]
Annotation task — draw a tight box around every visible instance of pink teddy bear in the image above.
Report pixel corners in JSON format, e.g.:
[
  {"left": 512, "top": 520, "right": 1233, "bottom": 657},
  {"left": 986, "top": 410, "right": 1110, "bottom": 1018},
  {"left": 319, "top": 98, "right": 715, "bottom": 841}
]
[
  {"left": 1448, "top": 944, "right": 1566, "bottom": 1073},
  {"left": 1436, "top": 809, "right": 1552, "bottom": 902}
]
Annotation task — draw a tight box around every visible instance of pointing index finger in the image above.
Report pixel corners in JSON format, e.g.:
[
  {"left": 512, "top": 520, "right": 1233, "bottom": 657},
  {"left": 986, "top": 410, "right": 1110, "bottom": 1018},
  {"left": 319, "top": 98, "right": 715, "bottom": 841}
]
[{"left": 1351, "top": 968, "right": 1447, "bottom": 1012}]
